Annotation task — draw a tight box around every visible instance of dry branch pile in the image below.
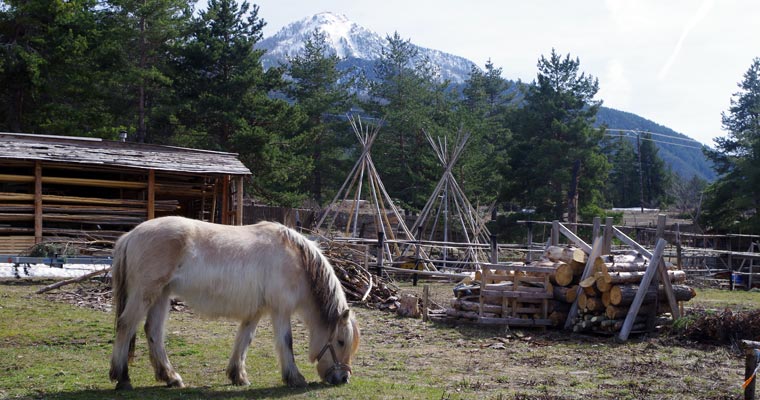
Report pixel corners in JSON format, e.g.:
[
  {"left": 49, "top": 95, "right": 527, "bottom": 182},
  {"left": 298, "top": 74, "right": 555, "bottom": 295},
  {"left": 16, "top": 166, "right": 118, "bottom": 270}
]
[
  {"left": 320, "top": 240, "right": 398, "bottom": 309},
  {"left": 674, "top": 308, "right": 760, "bottom": 344}
]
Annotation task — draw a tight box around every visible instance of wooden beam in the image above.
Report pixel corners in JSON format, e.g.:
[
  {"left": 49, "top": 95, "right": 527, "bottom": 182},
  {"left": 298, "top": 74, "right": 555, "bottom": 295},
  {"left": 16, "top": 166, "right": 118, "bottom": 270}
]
[
  {"left": 613, "top": 226, "right": 680, "bottom": 318},
  {"left": 34, "top": 161, "right": 43, "bottom": 243},
  {"left": 564, "top": 236, "right": 603, "bottom": 330},
  {"left": 618, "top": 238, "right": 667, "bottom": 342},
  {"left": 557, "top": 222, "right": 592, "bottom": 253},
  {"left": 235, "top": 176, "right": 244, "bottom": 225},
  {"left": 147, "top": 170, "right": 155, "bottom": 220},
  {"left": 221, "top": 175, "right": 230, "bottom": 224},
  {"left": 603, "top": 217, "right": 613, "bottom": 254}
]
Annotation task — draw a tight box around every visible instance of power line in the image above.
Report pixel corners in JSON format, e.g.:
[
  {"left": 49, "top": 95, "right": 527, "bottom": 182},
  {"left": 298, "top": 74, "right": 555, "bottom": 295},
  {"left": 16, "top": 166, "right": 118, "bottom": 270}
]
[
  {"left": 604, "top": 131, "right": 705, "bottom": 150},
  {"left": 605, "top": 128, "right": 703, "bottom": 144}
]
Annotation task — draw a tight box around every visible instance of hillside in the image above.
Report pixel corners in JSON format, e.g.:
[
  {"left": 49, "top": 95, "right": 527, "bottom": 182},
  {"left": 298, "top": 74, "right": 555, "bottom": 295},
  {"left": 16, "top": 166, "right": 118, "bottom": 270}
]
[
  {"left": 596, "top": 107, "right": 716, "bottom": 181},
  {"left": 258, "top": 12, "right": 716, "bottom": 182}
]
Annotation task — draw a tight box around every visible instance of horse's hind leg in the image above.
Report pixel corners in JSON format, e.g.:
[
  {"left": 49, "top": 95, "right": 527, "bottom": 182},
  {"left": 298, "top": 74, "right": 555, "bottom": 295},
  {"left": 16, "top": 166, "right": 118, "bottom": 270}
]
[
  {"left": 110, "top": 293, "right": 149, "bottom": 390},
  {"left": 145, "top": 290, "right": 184, "bottom": 388},
  {"left": 226, "top": 314, "right": 261, "bottom": 386},
  {"left": 272, "top": 312, "right": 307, "bottom": 387}
]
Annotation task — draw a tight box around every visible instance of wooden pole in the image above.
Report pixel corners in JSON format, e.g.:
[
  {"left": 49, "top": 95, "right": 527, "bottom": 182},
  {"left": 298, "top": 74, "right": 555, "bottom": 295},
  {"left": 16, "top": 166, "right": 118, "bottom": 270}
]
[
  {"left": 603, "top": 217, "right": 613, "bottom": 254},
  {"left": 618, "top": 238, "right": 667, "bottom": 341},
  {"left": 221, "top": 176, "right": 230, "bottom": 224},
  {"left": 558, "top": 222, "right": 592, "bottom": 253},
  {"left": 656, "top": 214, "right": 666, "bottom": 240},
  {"left": 564, "top": 236, "right": 603, "bottom": 330},
  {"left": 376, "top": 231, "right": 385, "bottom": 276},
  {"left": 613, "top": 226, "right": 681, "bottom": 318},
  {"left": 527, "top": 220, "right": 534, "bottom": 263},
  {"left": 743, "top": 340, "right": 760, "bottom": 400},
  {"left": 147, "top": 169, "right": 155, "bottom": 220},
  {"left": 422, "top": 285, "right": 430, "bottom": 322},
  {"left": 592, "top": 216, "right": 601, "bottom": 244},
  {"left": 236, "top": 176, "right": 244, "bottom": 225},
  {"left": 551, "top": 220, "right": 559, "bottom": 246},
  {"left": 34, "top": 161, "right": 43, "bottom": 244}
]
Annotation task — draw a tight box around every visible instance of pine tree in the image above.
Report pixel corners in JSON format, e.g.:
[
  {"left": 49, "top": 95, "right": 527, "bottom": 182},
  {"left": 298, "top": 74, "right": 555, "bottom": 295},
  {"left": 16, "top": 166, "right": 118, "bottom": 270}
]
[
  {"left": 703, "top": 57, "right": 760, "bottom": 231},
  {"left": 174, "top": 0, "right": 305, "bottom": 205},
  {"left": 365, "top": 32, "right": 455, "bottom": 209},
  {"left": 107, "top": 0, "right": 193, "bottom": 143},
  {"left": 0, "top": 0, "right": 116, "bottom": 135},
  {"left": 504, "top": 49, "right": 609, "bottom": 221},
  {"left": 285, "top": 28, "right": 356, "bottom": 204},
  {"left": 459, "top": 59, "right": 514, "bottom": 205},
  {"left": 638, "top": 132, "right": 671, "bottom": 208},
  {"left": 606, "top": 133, "right": 640, "bottom": 208}
]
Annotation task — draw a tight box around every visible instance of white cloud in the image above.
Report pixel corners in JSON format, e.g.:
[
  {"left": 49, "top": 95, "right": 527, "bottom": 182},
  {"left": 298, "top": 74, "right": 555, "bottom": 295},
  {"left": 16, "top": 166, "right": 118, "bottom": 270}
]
[
  {"left": 599, "top": 59, "right": 632, "bottom": 109},
  {"left": 658, "top": 0, "right": 714, "bottom": 80}
]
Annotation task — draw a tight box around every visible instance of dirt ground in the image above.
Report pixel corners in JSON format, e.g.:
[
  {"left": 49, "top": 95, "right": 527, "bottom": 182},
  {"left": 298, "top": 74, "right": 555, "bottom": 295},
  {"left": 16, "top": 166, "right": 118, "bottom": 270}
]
[{"left": 32, "top": 277, "right": 749, "bottom": 399}]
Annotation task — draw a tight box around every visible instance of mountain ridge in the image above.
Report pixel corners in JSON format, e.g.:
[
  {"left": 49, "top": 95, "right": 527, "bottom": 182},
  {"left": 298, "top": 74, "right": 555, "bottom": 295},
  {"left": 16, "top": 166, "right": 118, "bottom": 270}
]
[{"left": 257, "top": 12, "right": 715, "bottom": 181}]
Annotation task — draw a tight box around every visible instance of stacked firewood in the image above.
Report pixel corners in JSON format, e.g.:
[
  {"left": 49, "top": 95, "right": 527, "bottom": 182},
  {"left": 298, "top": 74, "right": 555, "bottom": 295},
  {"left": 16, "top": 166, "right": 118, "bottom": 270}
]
[
  {"left": 554, "top": 247, "right": 697, "bottom": 334},
  {"left": 446, "top": 245, "right": 696, "bottom": 331}
]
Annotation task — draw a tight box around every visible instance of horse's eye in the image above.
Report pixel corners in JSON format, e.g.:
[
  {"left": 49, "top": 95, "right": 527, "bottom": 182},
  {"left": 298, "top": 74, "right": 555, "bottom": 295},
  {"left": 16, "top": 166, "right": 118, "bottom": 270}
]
[{"left": 337, "top": 340, "right": 345, "bottom": 347}]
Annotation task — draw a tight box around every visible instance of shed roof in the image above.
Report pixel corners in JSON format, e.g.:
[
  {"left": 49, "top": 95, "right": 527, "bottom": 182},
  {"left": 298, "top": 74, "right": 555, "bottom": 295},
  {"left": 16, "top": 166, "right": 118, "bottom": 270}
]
[{"left": 0, "top": 133, "right": 251, "bottom": 175}]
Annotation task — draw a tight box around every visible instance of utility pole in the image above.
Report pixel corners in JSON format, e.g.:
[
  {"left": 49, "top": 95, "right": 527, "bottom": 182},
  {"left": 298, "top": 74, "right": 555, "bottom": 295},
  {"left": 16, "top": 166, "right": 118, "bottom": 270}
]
[{"left": 637, "top": 131, "right": 644, "bottom": 213}]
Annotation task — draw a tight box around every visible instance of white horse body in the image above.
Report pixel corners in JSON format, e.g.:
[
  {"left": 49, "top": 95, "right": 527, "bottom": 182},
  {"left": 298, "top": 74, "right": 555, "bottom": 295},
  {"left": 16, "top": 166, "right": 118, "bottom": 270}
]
[
  {"left": 109, "top": 216, "right": 359, "bottom": 390},
  {"left": 165, "top": 222, "right": 305, "bottom": 320}
]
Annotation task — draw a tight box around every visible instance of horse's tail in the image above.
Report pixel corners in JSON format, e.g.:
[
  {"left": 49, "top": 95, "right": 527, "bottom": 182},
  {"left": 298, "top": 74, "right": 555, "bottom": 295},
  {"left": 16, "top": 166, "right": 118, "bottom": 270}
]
[{"left": 111, "top": 231, "right": 136, "bottom": 361}]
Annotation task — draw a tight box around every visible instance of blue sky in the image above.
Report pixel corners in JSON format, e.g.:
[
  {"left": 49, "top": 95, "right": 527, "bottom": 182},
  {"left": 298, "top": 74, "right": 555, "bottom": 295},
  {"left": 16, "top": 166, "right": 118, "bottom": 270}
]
[{"left": 238, "top": 0, "right": 758, "bottom": 146}]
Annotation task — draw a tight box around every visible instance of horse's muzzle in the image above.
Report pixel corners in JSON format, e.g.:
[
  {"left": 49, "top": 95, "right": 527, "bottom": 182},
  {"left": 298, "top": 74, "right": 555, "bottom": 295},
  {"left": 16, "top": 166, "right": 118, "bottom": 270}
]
[{"left": 327, "top": 370, "right": 350, "bottom": 385}]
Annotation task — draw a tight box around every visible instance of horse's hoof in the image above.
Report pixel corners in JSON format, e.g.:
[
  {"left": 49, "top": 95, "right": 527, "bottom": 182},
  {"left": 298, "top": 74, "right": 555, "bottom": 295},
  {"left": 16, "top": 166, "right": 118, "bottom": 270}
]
[
  {"left": 115, "top": 381, "right": 133, "bottom": 391},
  {"left": 231, "top": 377, "right": 250, "bottom": 386},
  {"left": 286, "top": 373, "right": 307, "bottom": 388},
  {"left": 167, "top": 379, "right": 185, "bottom": 388}
]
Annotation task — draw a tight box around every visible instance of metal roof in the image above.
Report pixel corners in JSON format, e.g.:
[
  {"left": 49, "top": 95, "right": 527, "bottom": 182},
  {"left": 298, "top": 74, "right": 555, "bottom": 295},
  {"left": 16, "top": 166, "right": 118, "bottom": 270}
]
[{"left": 0, "top": 133, "right": 251, "bottom": 175}]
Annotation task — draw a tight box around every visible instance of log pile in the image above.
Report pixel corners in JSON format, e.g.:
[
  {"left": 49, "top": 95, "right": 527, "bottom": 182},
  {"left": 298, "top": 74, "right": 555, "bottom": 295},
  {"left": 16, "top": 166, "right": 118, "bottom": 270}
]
[
  {"left": 446, "top": 244, "right": 696, "bottom": 332},
  {"left": 565, "top": 251, "right": 696, "bottom": 334}
]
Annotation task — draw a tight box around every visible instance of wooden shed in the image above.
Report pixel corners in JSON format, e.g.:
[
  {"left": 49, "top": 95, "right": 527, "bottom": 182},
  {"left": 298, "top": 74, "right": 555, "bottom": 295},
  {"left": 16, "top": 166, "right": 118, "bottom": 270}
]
[{"left": 0, "top": 133, "right": 251, "bottom": 254}]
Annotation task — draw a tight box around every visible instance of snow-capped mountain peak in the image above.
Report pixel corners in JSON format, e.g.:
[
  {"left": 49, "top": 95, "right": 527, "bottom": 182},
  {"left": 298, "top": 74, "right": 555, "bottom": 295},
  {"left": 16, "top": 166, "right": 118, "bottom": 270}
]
[{"left": 256, "top": 12, "right": 476, "bottom": 83}]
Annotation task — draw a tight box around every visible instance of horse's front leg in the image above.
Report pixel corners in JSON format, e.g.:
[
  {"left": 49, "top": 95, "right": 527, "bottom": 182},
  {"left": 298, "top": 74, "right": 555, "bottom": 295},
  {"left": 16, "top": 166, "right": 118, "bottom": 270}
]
[
  {"left": 272, "top": 313, "right": 307, "bottom": 387},
  {"left": 226, "top": 315, "right": 261, "bottom": 386}
]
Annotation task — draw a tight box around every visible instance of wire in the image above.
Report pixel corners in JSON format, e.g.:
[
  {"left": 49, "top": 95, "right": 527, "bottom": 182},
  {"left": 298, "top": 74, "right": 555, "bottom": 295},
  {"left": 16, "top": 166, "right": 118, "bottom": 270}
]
[
  {"left": 604, "top": 130, "right": 705, "bottom": 150},
  {"left": 605, "top": 128, "right": 703, "bottom": 143}
]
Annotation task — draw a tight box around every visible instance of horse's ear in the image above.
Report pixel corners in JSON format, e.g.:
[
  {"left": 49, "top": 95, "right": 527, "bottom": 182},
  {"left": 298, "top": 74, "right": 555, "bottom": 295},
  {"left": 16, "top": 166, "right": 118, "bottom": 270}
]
[{"left": 341, "top": 309, "right": 351, "bottom": 322}]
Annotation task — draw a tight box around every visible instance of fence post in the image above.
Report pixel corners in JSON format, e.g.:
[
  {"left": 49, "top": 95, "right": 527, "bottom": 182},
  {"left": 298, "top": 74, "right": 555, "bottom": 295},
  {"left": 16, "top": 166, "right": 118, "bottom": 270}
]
[
  {"left": 526, "top": 220, "right": 534, "bottom": 263},
  {"left": 592, "top": 216, "right": 601, "bottom": 243},
  {"left": 490, "top": 234, "right": 498, "bottom": 265},
  {"left": 377, "top": 231, "right": 385, "bottom": 276},
  {"left": 413, "top": 227, "right": 422, "bottom": 286},
  {"left": 603, "top": 217, "right": 613, "bottom": 254},
  {"left": 743, "top": 340, "right": 760, "bottom": 400},
  {"left": 551, "top": 220, "right": 559, "bottom": 246}
]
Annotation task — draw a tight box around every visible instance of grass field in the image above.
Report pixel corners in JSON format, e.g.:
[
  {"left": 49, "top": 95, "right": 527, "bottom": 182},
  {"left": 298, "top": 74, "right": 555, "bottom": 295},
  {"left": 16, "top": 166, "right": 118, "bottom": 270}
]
[{"left": 0, "top": 280, "right": 756, "bottom": 399}]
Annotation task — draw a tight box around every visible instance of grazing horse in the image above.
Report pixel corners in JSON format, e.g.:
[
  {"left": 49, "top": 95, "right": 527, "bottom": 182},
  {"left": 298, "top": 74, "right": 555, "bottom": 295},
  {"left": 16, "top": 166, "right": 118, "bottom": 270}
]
[{"left": 108, "top": 216, "right": 360, "bottom": 390}]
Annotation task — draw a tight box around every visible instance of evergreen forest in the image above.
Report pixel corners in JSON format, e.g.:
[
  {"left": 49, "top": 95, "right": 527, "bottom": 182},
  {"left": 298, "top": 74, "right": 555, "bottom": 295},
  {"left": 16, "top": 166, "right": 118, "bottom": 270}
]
[{"left": 2, "top": 0, "right": 759, "bottom": 233}]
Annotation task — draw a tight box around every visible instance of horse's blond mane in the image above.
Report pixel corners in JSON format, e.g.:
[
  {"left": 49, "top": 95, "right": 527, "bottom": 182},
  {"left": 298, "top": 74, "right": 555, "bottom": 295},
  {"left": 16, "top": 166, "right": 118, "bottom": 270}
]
[{"left": 278, "top": 225, "right": 347, "bottom": 327}]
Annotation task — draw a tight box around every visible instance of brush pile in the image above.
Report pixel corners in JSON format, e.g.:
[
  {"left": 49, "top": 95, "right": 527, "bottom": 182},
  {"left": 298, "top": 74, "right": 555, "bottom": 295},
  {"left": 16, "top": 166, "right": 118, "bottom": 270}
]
[{"left": 320, "top": 240, "right": 399, "bottom": 309}]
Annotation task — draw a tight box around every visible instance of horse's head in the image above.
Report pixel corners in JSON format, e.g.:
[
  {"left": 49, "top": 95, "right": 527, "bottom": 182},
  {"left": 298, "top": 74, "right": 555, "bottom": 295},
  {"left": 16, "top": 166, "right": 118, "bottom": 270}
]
[{"left": 311, "top": 309, "right": 360, "bottom": 385}]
